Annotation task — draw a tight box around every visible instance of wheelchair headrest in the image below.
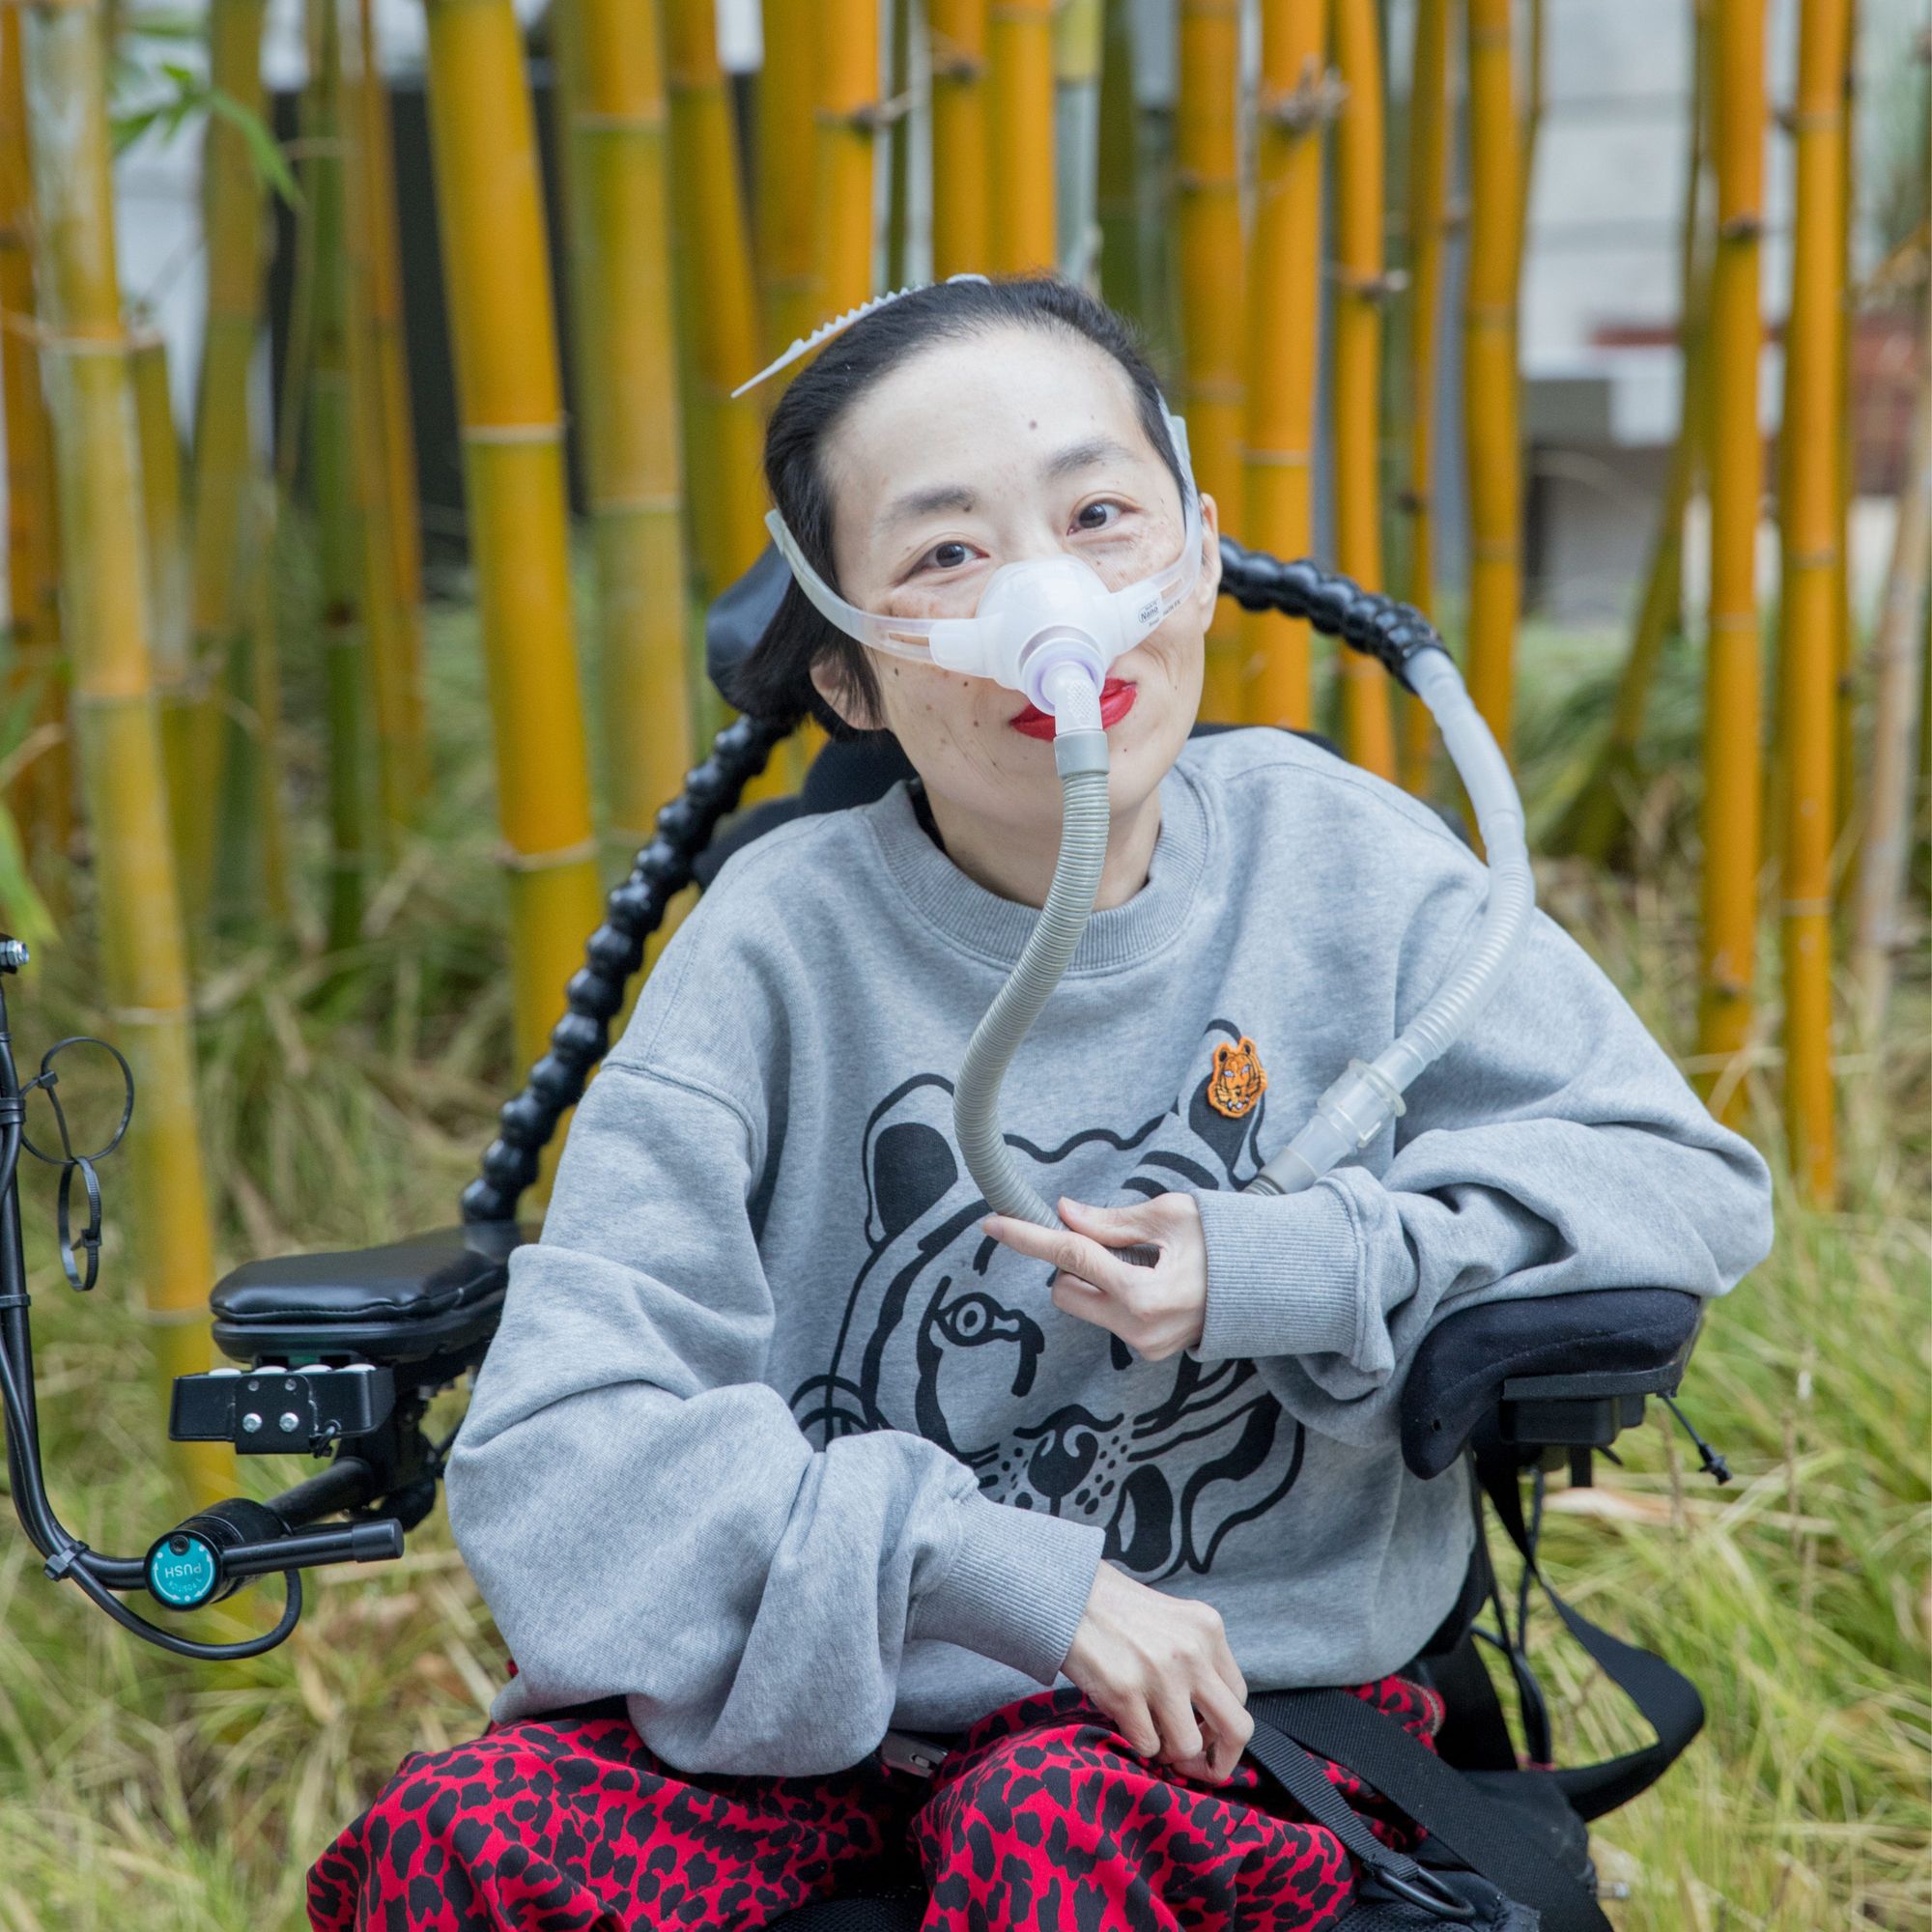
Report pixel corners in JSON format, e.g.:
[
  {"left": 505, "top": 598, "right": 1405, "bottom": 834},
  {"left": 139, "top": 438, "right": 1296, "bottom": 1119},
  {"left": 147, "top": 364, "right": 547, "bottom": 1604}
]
[{"left": 705, "top": 543, "right": 793, "bottom": 710}]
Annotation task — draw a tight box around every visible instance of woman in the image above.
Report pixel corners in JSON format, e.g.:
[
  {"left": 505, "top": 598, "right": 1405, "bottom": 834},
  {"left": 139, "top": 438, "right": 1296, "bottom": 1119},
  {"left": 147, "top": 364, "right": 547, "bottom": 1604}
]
[{"left": 307, "top": 275, "right": 1773, "bottom": 1931}]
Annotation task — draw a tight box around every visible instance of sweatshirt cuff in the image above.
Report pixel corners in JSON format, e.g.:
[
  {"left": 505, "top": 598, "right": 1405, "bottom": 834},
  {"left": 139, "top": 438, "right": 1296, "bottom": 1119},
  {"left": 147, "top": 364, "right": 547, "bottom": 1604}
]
[
  {"left": 908, "top": 1491, "right": 1106, "bottom": 1685},
  {"left": 1191, "top": 1179, "right": 1362, "bottom": 1362}
]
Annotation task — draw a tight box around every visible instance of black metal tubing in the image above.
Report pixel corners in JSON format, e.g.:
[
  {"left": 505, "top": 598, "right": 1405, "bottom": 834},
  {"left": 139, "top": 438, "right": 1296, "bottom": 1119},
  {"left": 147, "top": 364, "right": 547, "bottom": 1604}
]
[{"left": 1214, "top": 539, "right": 1449, "bottom": 693}]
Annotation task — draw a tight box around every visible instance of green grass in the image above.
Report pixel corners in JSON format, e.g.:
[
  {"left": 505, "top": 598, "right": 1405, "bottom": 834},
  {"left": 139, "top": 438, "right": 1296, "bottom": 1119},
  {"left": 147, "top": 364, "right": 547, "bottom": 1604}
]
[{"left": 0, "top": 571, "right": 1924, "bottom": 1930}]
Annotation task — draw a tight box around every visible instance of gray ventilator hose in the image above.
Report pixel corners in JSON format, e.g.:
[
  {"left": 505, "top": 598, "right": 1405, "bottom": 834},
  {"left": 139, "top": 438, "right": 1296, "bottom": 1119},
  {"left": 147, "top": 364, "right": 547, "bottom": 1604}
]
[
  {"left": 952, "top": 727, "right": 1112, "bottom": 1229},
  {"left": 1245, "top": 644, "right": 1535, "bottom": 1196}
]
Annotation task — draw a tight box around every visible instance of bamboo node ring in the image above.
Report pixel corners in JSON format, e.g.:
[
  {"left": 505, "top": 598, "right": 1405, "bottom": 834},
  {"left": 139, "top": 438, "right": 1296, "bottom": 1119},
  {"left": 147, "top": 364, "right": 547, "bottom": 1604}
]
[
  {"left": 841, "top": 89, "right": 916, "bottom": 131},
  {"left": 1258, "top": 69, "right": 1349, "bottom": 132},
  {"left": 928, "top": 46, "right": 988, "bottom": 81},
  {"left": 1718, "top": 213, "right": 1764, "bottom": 242},
  {"left": 1329, "top": 266, "right": 1408, "bottom": 303},
  {"left": 495, "top": 838, "right": 600, "bottom": 873},
  {"left": 462, "top": 422, "right": 564, "bottom": 446}
]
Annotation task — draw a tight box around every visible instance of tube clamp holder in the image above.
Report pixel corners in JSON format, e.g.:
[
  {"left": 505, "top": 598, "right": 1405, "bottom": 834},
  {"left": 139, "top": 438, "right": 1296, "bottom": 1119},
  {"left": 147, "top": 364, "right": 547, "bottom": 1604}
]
[
  {"left": 43, "top": 1539, "right": 87, "bottom": 1581},
  {"left": 1052, "top": 729, "right": 1111, "bottom": 778}
]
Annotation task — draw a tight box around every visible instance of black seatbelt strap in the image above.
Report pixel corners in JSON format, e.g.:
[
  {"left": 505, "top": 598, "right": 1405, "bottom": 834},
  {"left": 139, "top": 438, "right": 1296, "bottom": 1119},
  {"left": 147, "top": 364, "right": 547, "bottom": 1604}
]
[
  {"left": 1248, "top": 1690, "right": 1613, "bottom": 1932},
  {"left": 1474, "top": 1446, "right": 1704, "bottom": 1820},
  {"left": 1465, "top": 1456, "right": 1553, "bottom": 1768},
  {"left": 1237, "top": 1715, "right": 1484, "bottom": 1923}
]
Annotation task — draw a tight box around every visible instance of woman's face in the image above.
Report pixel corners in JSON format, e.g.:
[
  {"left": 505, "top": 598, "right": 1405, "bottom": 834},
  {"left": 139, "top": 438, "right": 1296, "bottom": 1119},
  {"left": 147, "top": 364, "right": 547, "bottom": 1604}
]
[{"left": 808, "top": 327, "right": 1221, "bottom": 836}]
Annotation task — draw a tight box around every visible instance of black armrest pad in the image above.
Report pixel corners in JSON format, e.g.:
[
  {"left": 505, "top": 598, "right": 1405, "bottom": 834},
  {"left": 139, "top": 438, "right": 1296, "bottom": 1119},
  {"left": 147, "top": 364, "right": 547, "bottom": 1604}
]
[
  {"left": 212, "top": 1222, "right": 528, "bottom": 1327},
  {"left": 1401, "top": 1288, "right": 1704, "bottom": 1479}
]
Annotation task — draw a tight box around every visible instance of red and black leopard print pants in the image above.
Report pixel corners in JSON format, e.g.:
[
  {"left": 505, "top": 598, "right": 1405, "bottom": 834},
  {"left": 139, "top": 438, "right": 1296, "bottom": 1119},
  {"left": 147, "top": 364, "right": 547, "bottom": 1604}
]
[{"left": 306, "top": 1672, "right": 1443, "bottom": 1931}]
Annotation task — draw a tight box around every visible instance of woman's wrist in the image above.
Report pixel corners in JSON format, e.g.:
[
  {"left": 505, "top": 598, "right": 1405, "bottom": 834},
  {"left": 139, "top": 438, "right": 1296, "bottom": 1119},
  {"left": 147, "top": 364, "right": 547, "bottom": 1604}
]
[
  {"left": 908, "top": 1490, "right": 1107, "bottom": 1685},
  {"left": 1190, "top": 1179, "right": 1363, "bottom": 1363}
]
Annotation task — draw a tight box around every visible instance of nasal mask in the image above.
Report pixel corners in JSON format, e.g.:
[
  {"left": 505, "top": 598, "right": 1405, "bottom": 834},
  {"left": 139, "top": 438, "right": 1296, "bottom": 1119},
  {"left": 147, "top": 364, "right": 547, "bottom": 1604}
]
[{"left": 765, "top": 405, "right": 1205, "bottom": 726}]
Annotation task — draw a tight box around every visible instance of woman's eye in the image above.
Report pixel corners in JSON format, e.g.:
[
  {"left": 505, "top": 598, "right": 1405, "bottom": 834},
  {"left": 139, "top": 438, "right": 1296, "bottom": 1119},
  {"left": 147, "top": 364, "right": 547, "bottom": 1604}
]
[
  {"left": 1074, "top": 499, "right": 1127, "bottom": 533},
  {"left": 920, "top": 540, "right": 975, "bottom": 572}
]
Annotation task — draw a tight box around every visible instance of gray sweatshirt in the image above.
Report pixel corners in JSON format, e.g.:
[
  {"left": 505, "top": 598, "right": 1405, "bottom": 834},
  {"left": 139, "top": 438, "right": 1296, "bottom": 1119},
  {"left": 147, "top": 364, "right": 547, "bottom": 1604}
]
[{"left": 443, "top": 726, "right": 1774, "bottom": 1776}]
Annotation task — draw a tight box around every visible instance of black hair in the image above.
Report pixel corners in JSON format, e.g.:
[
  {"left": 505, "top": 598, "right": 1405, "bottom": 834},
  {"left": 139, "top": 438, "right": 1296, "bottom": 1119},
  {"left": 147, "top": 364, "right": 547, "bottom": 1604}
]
[{"left": 731, "top": 273, "right": 1189, "bottom": 740}]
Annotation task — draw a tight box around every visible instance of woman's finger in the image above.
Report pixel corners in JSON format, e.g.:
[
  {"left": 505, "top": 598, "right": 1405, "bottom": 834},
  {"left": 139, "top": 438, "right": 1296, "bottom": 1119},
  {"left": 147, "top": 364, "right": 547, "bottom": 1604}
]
[
  {"left": 1144, "top": 1675, "right": 1206, "bottom": 1769},
  {"left": 982, "top": 1213, "right": 1135, "bottom": 1295},
  {"left": 1208, "top": 1624, "right": 1249, "bottom": 1708},
  {"left": 1190, "top": 1671, "right": 1253, "bottom": 1782},
  {"left": 1057, "top": 1196, "right": 1157, "bottom": 1246},
  {"left": 1108, "top": 1692, "right": 1159, "bottom": 1760}
]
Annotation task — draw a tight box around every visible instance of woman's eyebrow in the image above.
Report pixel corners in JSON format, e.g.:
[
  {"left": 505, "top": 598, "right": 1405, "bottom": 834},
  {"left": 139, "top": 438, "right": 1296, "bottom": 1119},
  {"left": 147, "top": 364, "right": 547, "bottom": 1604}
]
[
  {"left": 1039, "top": 434, "right": 1138, "bottom": 480},
  {"left": 879, "top": 483, "right": 978, "bottom": 530}
]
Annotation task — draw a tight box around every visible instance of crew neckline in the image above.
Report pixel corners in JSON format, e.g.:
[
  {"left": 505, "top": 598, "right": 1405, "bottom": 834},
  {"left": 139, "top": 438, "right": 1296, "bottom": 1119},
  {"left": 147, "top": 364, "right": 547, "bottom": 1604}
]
[{"left": 867, "top": 754, "right": 1211, "bottom": 974}]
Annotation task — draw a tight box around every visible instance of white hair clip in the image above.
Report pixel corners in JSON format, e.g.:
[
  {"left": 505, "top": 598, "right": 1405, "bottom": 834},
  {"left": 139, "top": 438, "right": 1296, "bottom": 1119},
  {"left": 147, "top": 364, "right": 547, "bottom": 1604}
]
[{"left": 729, "top": 272, "right": 994, "bottom": 399}]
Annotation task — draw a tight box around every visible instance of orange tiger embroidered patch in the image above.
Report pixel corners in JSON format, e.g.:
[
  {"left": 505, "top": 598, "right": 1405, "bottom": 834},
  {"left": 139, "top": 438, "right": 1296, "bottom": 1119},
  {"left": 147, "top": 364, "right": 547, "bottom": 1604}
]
[{"left": 1207, "top": 1036, "right": 1267, "bottom": 1119}]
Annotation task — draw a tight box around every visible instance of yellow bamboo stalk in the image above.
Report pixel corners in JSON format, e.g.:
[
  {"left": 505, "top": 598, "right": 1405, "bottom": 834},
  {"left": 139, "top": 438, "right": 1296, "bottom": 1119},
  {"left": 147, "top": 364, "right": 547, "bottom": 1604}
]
[
  {"left": 423, "top": 0, "right": 603, "bottom": 1079},
  {"left": 1176, "top": 0, "right": 1243, "bottom": 720},
  {"left": 886, "top": 0, "right": 912, "bottom": 289},
  {"left": 19, "top": 0, "right": 226, "bottom": 1510},
  {"left": 1776, "top": 0, "right": 1851, "bottom": 1207},
  {"left": 989, "top": 0, "right": 1055, "bottom": 270},
  {"left": 130, "top": 327, "right": 202, "bottom": 902},
  {"left": 1054, "top": 0, "right": 1103, "bottom": 286},
  {"left": 1240, "top": 1, "right": 1325, "bottom": 732},
  {"left": 554, "top": 0, "right": 695, "bottom": 856},
  {"left": 1514, "top": 0, "right": 1544, "bottom": 297},
  {"left": 931, "top": 0, "right": 991, "bottom": 276},
  {"left": 662, "top": 0, "right": 790, "bottom": 801},
  {"left": 1462, "top": 0, "right": 1521, "bottom": 754},
  {"left": 1849, "top": 359, "right": 1928, "bottom": 1037},
  {"left": 343, "top": 0, "right": 427, "bottom": 835},
  {"left": 1329, "top": 0, "right": 1395, "bottom": 778},
  {"left": 663, "top": 0, "right": 768, "bottom": 604},
  {"left": 1697, "top": 0, "right": 1768, "bottom": 1122},
  {"left": 305, "top": 0, "right": 372, "bottom": 952},
  {"left": 132, "top": 335, "right": 187, "bottom": 720},
  {"left": 1397, "top": 0, "right": 1448, "bottom": 791},
  {"left": 186, "top": 0, "right": 279, "bottom": 926},
  {"left": 814, "top": 0, "right": 880, "bottom": 317},
  {"left": 1096, "top": 0, "right": 1140, "bottom": 317},
  {"left": 0, "top": 9, "right": 68, "bottom": 895},
  {"left": 1830, "top": 0, "right": 1858, "bottom": 875},
  {"left": 757, "top": 0, "right": 818, "bottom": 352}
]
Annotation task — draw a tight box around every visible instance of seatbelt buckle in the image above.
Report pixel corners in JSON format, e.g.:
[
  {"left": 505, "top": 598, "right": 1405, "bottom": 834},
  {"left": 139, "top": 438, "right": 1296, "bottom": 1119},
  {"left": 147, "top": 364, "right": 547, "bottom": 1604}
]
[{"left": 877, "top": 1729, "right": 953, "bottom": 1778}]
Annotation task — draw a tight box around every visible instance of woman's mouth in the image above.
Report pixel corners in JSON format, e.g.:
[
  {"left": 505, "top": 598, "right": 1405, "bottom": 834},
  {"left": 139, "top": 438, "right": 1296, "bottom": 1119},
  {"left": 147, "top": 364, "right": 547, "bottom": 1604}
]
[{"left": 1008, "top": 677, "right": 1138, "bottom": 740}]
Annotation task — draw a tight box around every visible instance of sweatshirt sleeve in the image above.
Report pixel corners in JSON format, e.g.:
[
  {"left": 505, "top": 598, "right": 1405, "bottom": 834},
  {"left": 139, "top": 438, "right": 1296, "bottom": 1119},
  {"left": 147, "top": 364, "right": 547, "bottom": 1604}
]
[
  {"left": 1189, "top": 848, "right": 1776, "bottom": 1451},
  {"left": 442, "top": 1051, "right": 1105, "bottom": 1778}
]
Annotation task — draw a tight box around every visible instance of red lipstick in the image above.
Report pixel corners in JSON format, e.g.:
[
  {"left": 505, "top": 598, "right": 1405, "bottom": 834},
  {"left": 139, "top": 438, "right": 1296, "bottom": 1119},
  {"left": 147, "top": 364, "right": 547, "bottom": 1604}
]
[{"left": 1008, "top": 677, "right": 1138, "bottom": 740}]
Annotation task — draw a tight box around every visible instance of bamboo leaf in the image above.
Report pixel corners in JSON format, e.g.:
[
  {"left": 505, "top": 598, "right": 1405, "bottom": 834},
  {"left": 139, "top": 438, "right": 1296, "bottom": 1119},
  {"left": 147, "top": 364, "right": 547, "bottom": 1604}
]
[
  {"left": 205, "top": 85, "right": 302, "bottom": 209},
  {"left": 0, "top": 801, "right": 57, "bottom": 953}
]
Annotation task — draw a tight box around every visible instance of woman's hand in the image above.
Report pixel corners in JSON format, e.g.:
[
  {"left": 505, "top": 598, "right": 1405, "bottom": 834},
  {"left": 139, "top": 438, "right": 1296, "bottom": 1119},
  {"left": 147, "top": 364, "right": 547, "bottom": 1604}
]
[
  {"left": 1063, "top": 1560, "right": 1253, "bottom": 1784},
  {"left": 980, "top": 1193, "right": 1208, "bottom": 1361}
]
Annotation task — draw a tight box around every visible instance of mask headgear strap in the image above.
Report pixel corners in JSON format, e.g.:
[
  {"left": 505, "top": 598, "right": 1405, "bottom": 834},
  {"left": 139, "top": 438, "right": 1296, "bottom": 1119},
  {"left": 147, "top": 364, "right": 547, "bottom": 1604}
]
[{"left": 730, "top": 272, "right": 994, "bottom": 399}]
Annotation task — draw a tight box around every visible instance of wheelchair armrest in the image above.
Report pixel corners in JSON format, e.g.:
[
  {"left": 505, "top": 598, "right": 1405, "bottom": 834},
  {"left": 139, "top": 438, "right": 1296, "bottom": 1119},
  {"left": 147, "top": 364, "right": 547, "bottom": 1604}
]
[
  {"left": 210, "top": 1222, "right": 530, "bottom": 1373},
  {"left": 1400, "top": 1287, "right": 1704, "bottom": 1480}
]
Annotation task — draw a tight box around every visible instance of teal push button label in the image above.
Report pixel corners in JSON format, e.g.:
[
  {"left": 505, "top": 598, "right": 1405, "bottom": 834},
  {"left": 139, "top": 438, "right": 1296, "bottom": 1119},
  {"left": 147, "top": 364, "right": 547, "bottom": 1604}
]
[{"left": 148, "top": 1533, "right": 218, "bottom": 1608}]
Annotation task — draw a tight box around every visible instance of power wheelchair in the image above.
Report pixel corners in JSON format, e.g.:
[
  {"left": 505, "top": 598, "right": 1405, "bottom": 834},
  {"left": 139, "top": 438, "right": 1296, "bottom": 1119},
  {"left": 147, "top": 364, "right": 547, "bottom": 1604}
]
[{"left": 0, "top": 539, "right": 1732, "bottom": 1930}]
